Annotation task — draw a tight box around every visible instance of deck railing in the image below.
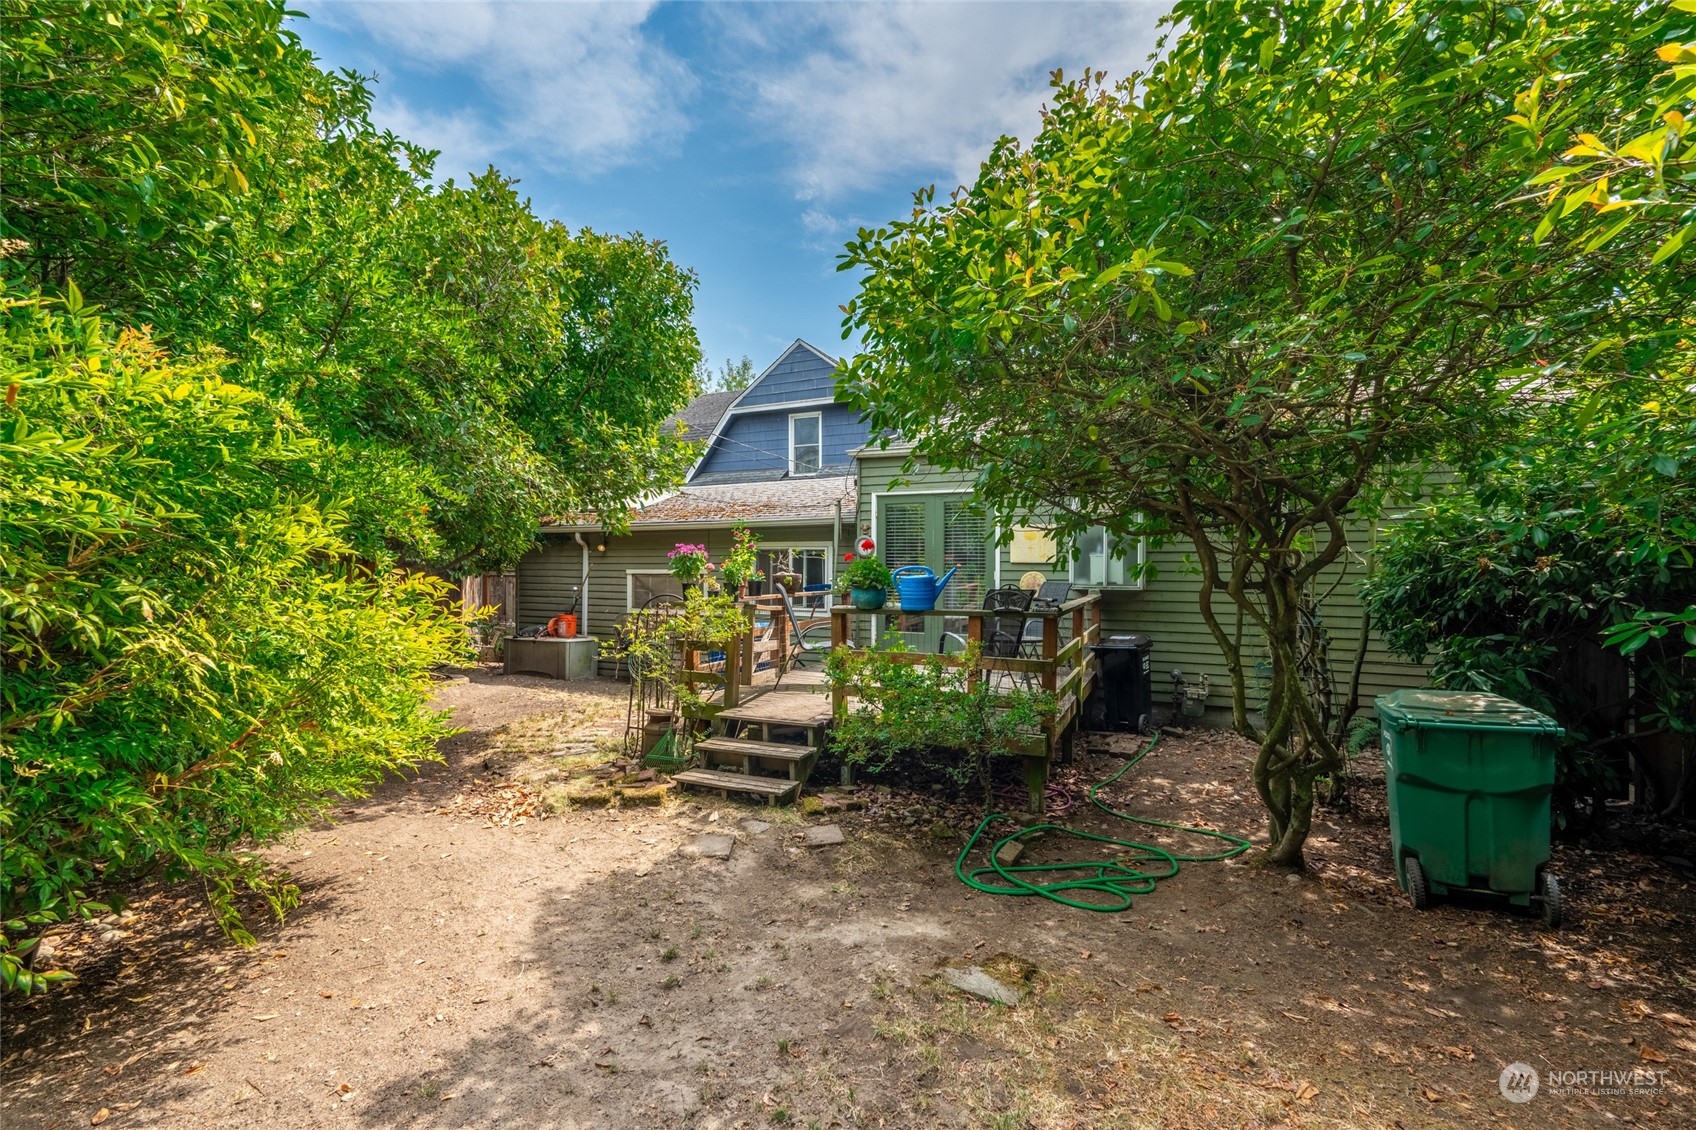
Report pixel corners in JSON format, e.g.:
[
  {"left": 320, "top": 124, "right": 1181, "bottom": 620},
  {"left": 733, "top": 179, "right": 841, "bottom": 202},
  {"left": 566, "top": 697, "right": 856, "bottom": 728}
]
[
  {"left": 676, "top": 593, "right": 798, "bottom": 710},
  {"left": 827, "top": 592, "right": 1104, "bottom": 742},
  {"left": 674, "top": 589, "right": 1104, "bottom": 749}
]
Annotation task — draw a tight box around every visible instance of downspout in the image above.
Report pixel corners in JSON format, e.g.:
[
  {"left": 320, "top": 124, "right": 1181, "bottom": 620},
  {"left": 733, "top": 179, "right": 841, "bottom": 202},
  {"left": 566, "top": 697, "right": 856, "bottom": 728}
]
[
  {"left": 833, "top": 500, "right": 842, "bottom": 577},
  {"left": 572, "top": 532, "right": 591, "bottom": 636}
]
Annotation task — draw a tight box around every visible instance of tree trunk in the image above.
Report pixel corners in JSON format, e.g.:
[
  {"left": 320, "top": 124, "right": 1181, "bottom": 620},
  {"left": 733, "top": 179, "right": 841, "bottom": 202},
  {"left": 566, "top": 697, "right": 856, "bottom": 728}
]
[{"left": 1244, "top": 566, "right": 1345, "bottom": 869}]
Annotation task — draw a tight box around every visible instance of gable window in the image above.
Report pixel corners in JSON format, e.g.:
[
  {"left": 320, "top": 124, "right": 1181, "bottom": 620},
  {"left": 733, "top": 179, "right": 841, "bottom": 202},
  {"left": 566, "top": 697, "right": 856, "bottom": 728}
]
[
  {"left": 1069, "top": 526, "right": 1145, "bottom": 588},
  {"left": 789, "top": 412, "right": 821, "bottom": 476}
]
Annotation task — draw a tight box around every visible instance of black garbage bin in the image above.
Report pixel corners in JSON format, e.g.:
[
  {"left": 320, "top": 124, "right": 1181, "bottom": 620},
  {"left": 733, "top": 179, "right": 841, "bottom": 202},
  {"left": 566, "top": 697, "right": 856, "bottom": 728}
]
[{"left": 1090, "top": 633, "right": 1153, "bottom": 733}]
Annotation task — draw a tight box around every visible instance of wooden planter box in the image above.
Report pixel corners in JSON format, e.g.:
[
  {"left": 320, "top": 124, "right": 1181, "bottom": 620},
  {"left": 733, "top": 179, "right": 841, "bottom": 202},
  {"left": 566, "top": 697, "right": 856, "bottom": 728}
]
[{"left": 503, "top": 636, "right": 599, "bottom": 680}]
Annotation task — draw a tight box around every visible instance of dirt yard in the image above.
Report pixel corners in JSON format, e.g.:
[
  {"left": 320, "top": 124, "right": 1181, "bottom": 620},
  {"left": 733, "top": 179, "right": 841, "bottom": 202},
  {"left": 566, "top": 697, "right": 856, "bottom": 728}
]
[{"left": 5, "top": 669, "right": 1693, "bottom": 1129}]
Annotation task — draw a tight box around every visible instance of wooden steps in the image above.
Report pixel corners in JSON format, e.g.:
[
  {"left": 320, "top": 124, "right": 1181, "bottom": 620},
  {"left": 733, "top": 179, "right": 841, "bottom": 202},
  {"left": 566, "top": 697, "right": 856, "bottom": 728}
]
[
  {"left": 679, "top": 687, "right": 836, "bottom": 805},
  {"left": 697, "top": 736, "right": 819, "bottom": 782},
  {"left": 672, "top": 768, "right": 800, "bottom": 806}
]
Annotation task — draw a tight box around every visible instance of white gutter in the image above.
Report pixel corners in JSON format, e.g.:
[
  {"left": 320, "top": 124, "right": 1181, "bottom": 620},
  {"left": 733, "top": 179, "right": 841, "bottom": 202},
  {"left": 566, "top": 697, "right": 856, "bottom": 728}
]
[
  {"left": 542, "top": 515, "right": 848, "bottom": 533},
  {"left": 572, "top": 532, "right": 591, "bottom": 635}
]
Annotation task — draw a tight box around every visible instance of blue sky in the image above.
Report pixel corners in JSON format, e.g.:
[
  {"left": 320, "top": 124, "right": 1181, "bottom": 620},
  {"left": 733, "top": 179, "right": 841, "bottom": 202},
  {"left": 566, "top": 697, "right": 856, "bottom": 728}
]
[{"left": 292, "top": 2, "right": 1170, "bottom": 374}]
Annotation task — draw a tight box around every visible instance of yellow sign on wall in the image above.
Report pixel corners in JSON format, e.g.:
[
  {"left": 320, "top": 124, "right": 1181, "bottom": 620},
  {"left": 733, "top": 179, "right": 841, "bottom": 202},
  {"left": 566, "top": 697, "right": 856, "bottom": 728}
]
[{"left": 1009, "top": 526, "right": 1057, "bottom": 564}]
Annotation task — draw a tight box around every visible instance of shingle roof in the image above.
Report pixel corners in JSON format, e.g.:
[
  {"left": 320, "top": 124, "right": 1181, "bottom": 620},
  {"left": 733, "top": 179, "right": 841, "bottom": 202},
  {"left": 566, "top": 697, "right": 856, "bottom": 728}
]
[
  {"left": 664, "top": 390, "right": 740, "bottom": 443},
  {"left": 627, "top": 474, "right": 857, "bottom": 526}
]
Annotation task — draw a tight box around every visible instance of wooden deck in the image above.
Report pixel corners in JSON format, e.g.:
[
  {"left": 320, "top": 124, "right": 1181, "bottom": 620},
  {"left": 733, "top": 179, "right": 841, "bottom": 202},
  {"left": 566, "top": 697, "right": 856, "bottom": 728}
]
[
  {"left": 718, "top": 690, "right": 833, "bottom": 727},
  {"left": 675, "top": 591, "right": 1106, "bottom": 813}
]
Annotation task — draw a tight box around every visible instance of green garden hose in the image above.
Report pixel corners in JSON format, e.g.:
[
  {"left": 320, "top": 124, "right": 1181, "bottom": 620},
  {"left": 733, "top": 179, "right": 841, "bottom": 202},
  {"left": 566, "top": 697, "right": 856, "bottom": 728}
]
[{"left": 954, "top": 734, "right": 1252, "bottom": 912}]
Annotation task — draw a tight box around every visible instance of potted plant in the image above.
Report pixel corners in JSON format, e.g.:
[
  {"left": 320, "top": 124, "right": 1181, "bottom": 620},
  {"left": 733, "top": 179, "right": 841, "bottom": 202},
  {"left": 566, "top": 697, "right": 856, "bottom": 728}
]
[
  {"left": 771, "top": 550, "right": 802, "bottom": 593},
  {"left": 836, "top": 555, "right": 894, "bottom": 610},
  {"left": 717, "top": 525, "right": 764, "bottom": 597},
  {"left": 668, "top": 543, "right": 712, "bottom": 589}
]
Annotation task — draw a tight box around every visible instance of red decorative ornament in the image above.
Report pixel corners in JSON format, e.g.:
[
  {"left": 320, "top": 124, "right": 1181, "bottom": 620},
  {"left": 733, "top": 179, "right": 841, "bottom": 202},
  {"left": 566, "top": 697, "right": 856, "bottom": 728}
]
[{"left": 856, "top": 535, "right": 877, "bottom": 558}]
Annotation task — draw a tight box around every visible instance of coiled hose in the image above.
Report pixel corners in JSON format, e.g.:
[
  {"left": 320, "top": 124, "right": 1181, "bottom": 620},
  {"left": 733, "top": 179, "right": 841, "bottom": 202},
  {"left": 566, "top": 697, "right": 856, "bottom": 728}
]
[{"left": 955, "top": 734, "right": 1252, "bottom": 911}]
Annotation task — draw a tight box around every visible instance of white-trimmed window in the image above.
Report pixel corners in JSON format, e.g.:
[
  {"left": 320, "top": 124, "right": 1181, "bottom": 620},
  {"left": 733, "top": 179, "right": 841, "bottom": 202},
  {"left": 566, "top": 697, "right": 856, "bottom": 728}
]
[
  {"left": 1069, "top": 526, "right": 1146, "bottom": 588},
  {"left": 757, "top": 547, "right": 832, "bottom": 590},
  {"left": 789, "top": 412, "right": 822, "bottom": 476},
  {"left": 627, "top": 570, "right": 683, "bottom": 611}
]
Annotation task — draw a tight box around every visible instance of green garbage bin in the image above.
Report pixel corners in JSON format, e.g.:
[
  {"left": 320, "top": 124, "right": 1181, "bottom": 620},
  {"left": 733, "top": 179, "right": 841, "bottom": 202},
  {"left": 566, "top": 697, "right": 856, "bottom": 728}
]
[{"left": 1375, "top": 689, "right": 1565, "bottom": 927}]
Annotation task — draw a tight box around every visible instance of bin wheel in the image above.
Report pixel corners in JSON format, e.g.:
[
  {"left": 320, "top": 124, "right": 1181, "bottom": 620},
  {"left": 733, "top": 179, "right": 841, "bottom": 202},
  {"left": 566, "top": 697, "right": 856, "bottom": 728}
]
[
  {"left": 1539, "top": 872, "right": 1563, "bottom": 930},
  {"left": 1136, "top": 712, "right": 1149, "bottom": 735},
  {"left": 1404, "top": 856, "right": 1430, "bottom": 910}
]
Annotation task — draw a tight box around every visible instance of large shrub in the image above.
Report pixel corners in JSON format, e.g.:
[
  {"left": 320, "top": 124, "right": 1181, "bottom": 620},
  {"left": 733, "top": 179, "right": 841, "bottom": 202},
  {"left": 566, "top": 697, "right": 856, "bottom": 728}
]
[
  {"left": 1, "top": 291, "right": 463, "bottom": 990},
  {"left": 1364, "top": 385, "right": 1695, "bottom": 817}
]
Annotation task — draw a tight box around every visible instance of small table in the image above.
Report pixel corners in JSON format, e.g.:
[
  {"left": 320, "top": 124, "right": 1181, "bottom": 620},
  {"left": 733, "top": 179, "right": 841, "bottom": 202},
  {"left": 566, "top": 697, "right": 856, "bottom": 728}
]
[{"left": 503, "top": 636, "right": 599, "bottom": 679}]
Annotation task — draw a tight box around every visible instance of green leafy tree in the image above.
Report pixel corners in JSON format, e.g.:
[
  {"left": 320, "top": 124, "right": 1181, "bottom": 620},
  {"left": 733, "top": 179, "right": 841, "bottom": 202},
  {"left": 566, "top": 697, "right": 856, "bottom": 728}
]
[
  {"left": 1, "top": 292, "right": 465, "bottom": 989},
  {"left": 2, "top": 1, "right": 703, "bottom": 572},
  {"left": 1366, "top": 2, "right": 1696, "bottom": 820},
  {"left": 1506, "top": 0, "right": 1696, "bottom": 657},
  {"left": 0, "top": 0, "right": 313, "bottom": 296},
  {"left": 696, "top": 354, "right": 758, "bottom": 393},
  {"left": 839, "top": 0, "right": 1660, "bottom": 866}
]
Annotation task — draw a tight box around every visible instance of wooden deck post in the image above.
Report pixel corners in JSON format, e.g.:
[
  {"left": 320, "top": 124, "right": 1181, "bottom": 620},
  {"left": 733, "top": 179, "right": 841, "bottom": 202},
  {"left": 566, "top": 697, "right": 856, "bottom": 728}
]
[
  {"left": 830, "top": 606, "right": 847, "bottom": 721},
  {"left": 1040, "top": 614, "right": 1059, "bottom": 695},
  {"left": 1023, "top": 755, "right": 1047, "bottom": 814},
  {"left": 723, "top": 633, "right": 741, "bottom": 710},
  {"left": 740, "top": 600, "right": 756, "bottom": 687},
  {"left": 966, "top": 612, "right": 983, "bottom": 691}
]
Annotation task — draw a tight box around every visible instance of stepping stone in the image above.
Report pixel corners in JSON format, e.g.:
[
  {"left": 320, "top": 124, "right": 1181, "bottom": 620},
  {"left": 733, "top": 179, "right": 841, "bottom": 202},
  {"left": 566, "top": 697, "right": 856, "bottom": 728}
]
[
  {"left": 683, "top": 834, "right": 735, "bottom": 860},
  {"left": 741, "top": 820, "right": 772, "bottom": 835},
  {"left": 802, "top": 824, "right": 845, "bottom": 848},
  {"left": 941, "top": 966, "right": 1021, "bottom": 1005}
]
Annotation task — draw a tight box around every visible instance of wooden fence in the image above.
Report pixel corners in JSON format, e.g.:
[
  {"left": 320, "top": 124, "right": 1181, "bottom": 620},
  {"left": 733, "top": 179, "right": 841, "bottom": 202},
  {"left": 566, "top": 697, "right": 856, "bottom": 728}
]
[{"left": 460, "top": 573, "right": 517, "bottom": 624}]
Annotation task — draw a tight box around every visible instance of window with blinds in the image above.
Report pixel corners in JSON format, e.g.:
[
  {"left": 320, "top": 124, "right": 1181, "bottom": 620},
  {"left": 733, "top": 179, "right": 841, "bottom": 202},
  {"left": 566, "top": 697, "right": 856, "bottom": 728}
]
[
  {"left": 881, "top": 499, "right": 927, "bottom": 571},
  {"left": 941, "top": 500, "right": 988, "bottom": 610}
]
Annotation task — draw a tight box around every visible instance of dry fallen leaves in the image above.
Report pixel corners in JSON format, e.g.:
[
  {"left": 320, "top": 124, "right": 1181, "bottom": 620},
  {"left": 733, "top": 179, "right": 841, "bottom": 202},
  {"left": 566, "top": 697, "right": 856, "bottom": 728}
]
[
  {"left": 437, "top": 784, "right": 542, "bottom": 827},
  {"left": 91, "top": 1110, "right": 110, "bottom": 1126}
]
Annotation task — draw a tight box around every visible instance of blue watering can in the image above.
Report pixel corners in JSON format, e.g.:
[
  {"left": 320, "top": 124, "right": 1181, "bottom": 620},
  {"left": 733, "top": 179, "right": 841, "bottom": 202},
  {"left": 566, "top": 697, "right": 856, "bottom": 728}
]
[{"left": 892, "top": 564, "right": 959, "bottom": 612}]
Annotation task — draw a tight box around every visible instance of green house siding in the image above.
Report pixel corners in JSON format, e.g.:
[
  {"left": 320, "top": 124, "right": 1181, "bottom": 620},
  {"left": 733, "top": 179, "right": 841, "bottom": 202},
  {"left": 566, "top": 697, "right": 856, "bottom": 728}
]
[
  {"left": 517, "top": 522, "right": 846, "bottom": 638},
  {"left": 854, "top": 451, "right": 1429, "bottom": 714}
]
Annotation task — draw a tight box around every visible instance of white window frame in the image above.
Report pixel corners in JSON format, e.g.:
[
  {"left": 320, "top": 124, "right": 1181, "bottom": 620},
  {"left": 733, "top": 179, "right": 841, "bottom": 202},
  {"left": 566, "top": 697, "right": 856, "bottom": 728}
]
[
  {"left": 761, "top": 543, "right": 835, "bottom": 586},
  {"left": 1068, "top": 525, "right": 1147, "bottom": 590},
  {"left": 626, "top": 569, "right": 684, "bottom": 612},
  {"left": 788, "top": 412, "right": 822, "bottom": 476}
]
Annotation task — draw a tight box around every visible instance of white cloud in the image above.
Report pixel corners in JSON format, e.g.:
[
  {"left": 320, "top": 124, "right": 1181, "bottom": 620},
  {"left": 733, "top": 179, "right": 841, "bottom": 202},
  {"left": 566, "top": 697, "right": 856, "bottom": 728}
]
[
  {"left": 300, "top": 1, "right": 693, "bottom": 178},
  {"left": 718, "top": 1, "right": 1170, "bottom": 199}
]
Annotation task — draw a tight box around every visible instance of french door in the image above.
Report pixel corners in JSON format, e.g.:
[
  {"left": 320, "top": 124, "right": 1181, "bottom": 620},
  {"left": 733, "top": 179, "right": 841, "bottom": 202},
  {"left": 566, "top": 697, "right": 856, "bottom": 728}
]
[{"left": 877, "top": 494, "right": 989, "bottom": 650}]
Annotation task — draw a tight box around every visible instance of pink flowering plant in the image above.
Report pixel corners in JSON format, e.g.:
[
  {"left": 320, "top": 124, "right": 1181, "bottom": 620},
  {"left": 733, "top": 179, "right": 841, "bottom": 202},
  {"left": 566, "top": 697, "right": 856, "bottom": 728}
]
[{"left": 667, "top": 542, "right": 712, "bottom": 585}]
